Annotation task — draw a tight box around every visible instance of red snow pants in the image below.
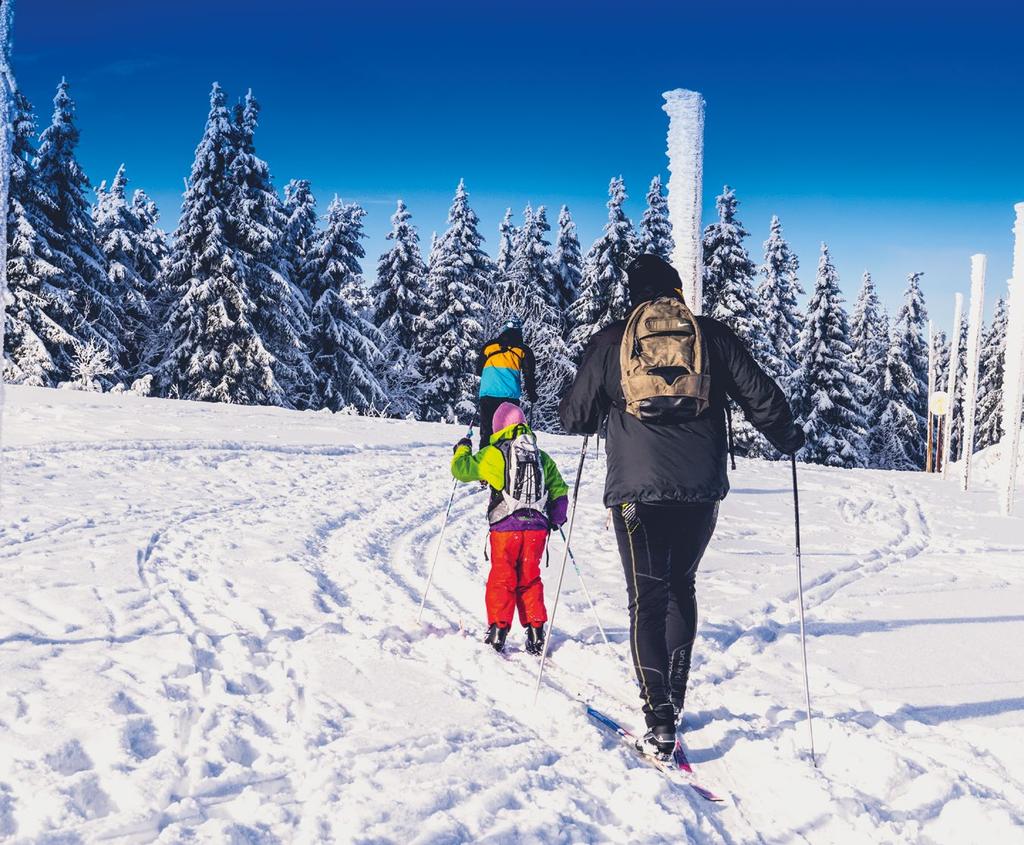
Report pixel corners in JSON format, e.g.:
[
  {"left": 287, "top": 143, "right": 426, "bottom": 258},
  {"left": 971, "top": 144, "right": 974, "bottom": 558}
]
[{"left": 486, "top": 529, "right": 549, "bottom": 628}]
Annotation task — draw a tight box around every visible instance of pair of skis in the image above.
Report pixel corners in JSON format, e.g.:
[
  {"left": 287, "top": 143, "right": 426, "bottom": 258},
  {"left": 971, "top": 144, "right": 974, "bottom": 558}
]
[{"left": 585, "top": 705, "right": 724, "bottom": 803}]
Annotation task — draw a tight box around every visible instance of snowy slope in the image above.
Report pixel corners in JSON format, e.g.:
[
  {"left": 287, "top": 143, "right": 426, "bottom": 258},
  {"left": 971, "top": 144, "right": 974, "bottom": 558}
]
[{"left": 1, "top": 385, "right": 1023, "bottom": 845}]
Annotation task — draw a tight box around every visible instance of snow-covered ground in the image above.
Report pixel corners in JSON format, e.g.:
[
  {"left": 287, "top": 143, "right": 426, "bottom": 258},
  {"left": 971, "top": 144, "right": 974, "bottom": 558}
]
[{"left": 1, "top": 386, "right": 1023, "bottom": 845}]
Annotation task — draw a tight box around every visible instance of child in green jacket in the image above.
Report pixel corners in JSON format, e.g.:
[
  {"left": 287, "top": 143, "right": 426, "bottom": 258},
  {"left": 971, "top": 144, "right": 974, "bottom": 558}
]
[{"left": 451, "top": 402, "right": 569, "bottom": 654}]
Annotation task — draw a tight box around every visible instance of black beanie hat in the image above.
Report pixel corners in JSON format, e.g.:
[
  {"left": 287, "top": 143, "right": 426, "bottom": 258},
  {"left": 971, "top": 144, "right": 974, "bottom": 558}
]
[{"left": 627, "top": 254, "right": 684, "bottom": 306}]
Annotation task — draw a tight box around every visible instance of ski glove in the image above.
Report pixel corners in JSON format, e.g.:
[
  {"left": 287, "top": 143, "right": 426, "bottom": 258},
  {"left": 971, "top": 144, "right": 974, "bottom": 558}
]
[
  {"left": 547, "top": 495, "right": 569, "bottom": 530},
  {"left": 781, "top": 425, "right": 806, "bottom": 455},
  {"left": 453, "top": 437, "right": 473, "bottom": 454}
]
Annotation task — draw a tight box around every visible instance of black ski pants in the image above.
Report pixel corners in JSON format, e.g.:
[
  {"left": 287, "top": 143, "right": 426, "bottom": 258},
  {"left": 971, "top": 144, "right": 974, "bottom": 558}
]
[
  {"left": 478, "top": 396, "right": 520, "bottom": 449},
  {"left": 611, "top": 501, "right": 719, "bottom": 723}
]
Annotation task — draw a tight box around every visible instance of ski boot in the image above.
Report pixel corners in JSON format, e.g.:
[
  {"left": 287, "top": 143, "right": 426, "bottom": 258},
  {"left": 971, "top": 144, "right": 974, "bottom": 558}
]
[
  {"left": 483, "top": 623, "right": 508, "bottom": 653},
  {"left": 643, "top": 704, "right": 677, "bottom": 760},
  {"left": 524, "top": 623, "right": 546, "bottom": 655}
]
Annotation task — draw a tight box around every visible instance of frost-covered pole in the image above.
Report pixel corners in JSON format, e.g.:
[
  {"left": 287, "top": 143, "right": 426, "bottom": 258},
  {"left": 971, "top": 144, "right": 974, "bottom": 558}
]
[
  {"left": 942, "top": 293, "right": 964, "bottom": 478},
  {"left": 0, "top": 0, "right": 15, "bottom": 452},
  {"left": 1000, "top": 204, "right": 1024, "bottom": 515},
  {"left": 960, "top": 254, "right": 987, "bottom": 492},
  {"left": 926, "top": 320, "right": 936, "bottom": 472},
  {"left": 662, "top": 89, "right": 705, "bottom": 313}
]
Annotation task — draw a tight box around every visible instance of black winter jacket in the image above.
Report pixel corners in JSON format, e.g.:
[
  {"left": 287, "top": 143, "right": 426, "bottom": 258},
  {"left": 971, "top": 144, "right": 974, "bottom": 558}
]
[{"left": 559, "top": 315, "right": 804, "bottom": 507}]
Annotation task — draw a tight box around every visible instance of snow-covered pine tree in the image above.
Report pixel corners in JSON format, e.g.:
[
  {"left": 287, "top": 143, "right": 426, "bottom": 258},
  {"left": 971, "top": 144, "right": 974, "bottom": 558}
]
[
  {"left": 373, "top": 199, "right": 426, "bottom": 353},
  {"left": 496, "top": 207, "right": 517, "bottom": 276},
  {"left": 130, "top": 189, "right": 168, "bottom": 286},
  {"left": 889, "top": 272, "right": 930, "bottom": 467},
  {"left": 229, "top": 91, "right": 312, "bottom": 406},
  {"left": 503, "top": 204, "right": 549, "bottom": 316},
  {"left": 282, "top": 178, "right": 318, "bottom": 303},
  {"left": 336, "top": 203, "right": 371, "bottom": 316},
  {"left": 975, "top": 298, "right": 1008, "bottom": 450},
  {"left": 849, "top": 271, "right": 889, "bottom": 464},
  {"left": 496, "top": 204, "right": 535, "bottom": 327},
  {"left": 757, "top": 215, "right": 803, "bottom": 386},
  {"left": 417, "top": 179, "right": 492, "bottom": 422},
  {"left": 790, "top": 243, "right": 863, "bottom": 467},
  {"left": 158, "top": 83, "right": 281, "bottom": 405},
  {"left": 566, "top": 176, "right": 637, "bottom": 358},
  {"left": 128, "top": 188, "right": 169, "bottom": 381},
  {"left": 3, "top": 90, "right": 79, "bottom": 385},
  {"left": 707, "top": 195, "right": 772, "bottom": 456},
  {"left": 35, "top": 79, "right": 124, "bottom": 383},
  {"left": 701, "top": 186, "right": 754, "bottom": 318},
  {"left": 638, "top": 174, "right": 674, "bottom": 261},
  {"left": 371, "top": 199, "right": 427, "bottom": 416},
  {"left": 303, "top": 196, "right": 384, "bottom": 412},
  {"left": 871, "top": 322, "right": 922, "bottom": 470},
  {"left": 503, "top": 205, "right": 574, "bottom": 429},
  {"left": 92, "top": 165, "right": 157, "bottom": 379},
  {"left": 550, "top": 205, "right": 582, "bottom": 314}
]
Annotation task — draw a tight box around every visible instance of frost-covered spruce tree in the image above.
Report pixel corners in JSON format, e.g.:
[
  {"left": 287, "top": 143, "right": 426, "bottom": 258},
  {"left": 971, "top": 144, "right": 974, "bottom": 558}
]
[
  {"left": 303, "top": 197, "right": 384, "bottom": 412},
  {"left": 417, "top": 180, "right": 492, "bottom": 422},
  {"left": 495, "top": 207, "right": 517, "bottom": 277},
  {"left": 158, "top": 83, "right": 280, "bottom": 405},
  {"left": 335, "top": 203, "right": 371, "bottom": 316},
  {"left": 790, "top": 244, "right": 863, "bottom": 467},
  {"left": 708, "top": 196, "right": 771, "bottom": 455},
  {"left": 35, "top": 79, "right": 124, "bottom": 383},
  {"left": 889, "top": 272, "right": 930, "bottom": 467},
  {"left": 129, "top": 189, "right": 168, "bottom": 290},
  {"left": 757, "top": 215, "right": 803, "bottom": 386},
  {"left": 975, "top": 298, "right": 1008, "bottom": 450},
  {"left": 371, "top": 199, "right": 427, "bottom": 416},
  {"left": 639, "top": 175, "right": 674, "bottom": 261},
  {"left": 849, "top": 271, "right": 889, "bottom": 462},
  {"left": 372, "top": 199, "right": 426, "bottom": 352},
  {"left": 92, "top": 165, "right": 159, "bottom": 378},
  {"left": 701, "top": 186, "right": 754, "bottom": 318},
  {"left": 503, "top": 204, "right": 550, "bottom": 317},
  {"left": 870, "top": 324, "right": 922, "bottom": 470},
  {"left": 550, "top": 205, "right": 582, "bottom": 314},
  {"left": 229, "top": 91, "right": 312, "bottom": 405},
  {"left": 3, "top": 91, "right": 79, "bottom": 385},
  {"left": 502, "top": 205, "right": 575, "bottom": 428},
  {"left": 567, "top": 176, "right": 637, "bottom": 357},
  {"left": 495, "top": 204, "right": 534, "bottom": 326},
  {"left": 282, "top": 178, "right": 318, "bottom": 302}
]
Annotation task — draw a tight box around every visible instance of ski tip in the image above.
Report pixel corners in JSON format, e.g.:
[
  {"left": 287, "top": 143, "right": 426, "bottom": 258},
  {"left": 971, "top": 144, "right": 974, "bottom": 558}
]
[
  {"left": 689, "top": 783, "right": 725, "bottom": 803},
  {"left": 673, "top": 741, "right": 693, "bottom": 773}
]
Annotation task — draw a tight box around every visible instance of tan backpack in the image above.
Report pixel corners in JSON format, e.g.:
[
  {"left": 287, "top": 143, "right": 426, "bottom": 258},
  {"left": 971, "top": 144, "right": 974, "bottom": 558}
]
[{"left": 620, "top": 295, "right": 712, "bottom": 422}]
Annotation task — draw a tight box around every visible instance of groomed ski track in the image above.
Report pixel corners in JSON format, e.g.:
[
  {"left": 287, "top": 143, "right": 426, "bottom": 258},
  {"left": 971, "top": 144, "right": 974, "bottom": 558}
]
[{"left": 1, "top": 386, "right": 1022, "bottom": 844}]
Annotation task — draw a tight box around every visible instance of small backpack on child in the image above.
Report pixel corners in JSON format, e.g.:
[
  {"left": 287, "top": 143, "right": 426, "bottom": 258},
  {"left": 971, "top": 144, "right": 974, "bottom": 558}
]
[{"left": 488, "top": 428, "right": 549, "bottom": 525}]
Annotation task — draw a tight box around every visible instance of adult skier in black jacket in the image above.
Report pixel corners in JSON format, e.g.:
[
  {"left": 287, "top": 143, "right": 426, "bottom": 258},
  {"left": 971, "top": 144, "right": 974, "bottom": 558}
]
[{"left": 559, "top": 254, "right": 805, "bottom": 756}]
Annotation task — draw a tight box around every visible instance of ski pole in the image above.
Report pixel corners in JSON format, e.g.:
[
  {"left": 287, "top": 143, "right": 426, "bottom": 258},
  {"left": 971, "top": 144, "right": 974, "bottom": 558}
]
[
  {"left": 791, "top": 454, "right": 816, "bottom": 766},
  {"left": 534, "top": 435, "right": 590, "bottom": 703},
  {"left": 558, "top": 526, "right": 613, "bottom": 653},
  {"left": 417, "top": 420, "right": 476, "bottom": 623}
]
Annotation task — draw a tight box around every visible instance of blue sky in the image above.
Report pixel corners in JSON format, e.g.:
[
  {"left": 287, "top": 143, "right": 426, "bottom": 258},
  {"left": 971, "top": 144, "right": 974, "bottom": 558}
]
[{"left": 13, "top": 0, "right": 1024, "bottom": 333}]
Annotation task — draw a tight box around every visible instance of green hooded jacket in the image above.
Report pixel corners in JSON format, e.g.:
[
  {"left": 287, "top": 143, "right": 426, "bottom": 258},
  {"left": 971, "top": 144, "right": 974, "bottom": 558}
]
[{"left": 451, "top": 423, "right": 569, "bottom": 501}]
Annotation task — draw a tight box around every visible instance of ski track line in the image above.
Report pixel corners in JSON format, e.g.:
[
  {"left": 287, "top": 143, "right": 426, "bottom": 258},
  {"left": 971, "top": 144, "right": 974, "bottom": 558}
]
[
  {"left": 127, "top": 450, "right": 424, "bottom": 841},
  {"left": 289, "top": 459, "right": 718, "bottom": 843},
  {"left": 375, "top": 475, "right": 767, "bottom": 845},
  {"left": 684, "top": 470, "right": 1022, "bottom": 845},
  {"left": 675, "top": 473, "right": 927, "bottom": 843}
]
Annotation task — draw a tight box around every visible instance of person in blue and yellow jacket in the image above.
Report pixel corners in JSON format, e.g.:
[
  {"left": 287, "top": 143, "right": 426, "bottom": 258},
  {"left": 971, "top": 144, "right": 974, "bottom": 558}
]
[{"left": 476, "top": 317, "right": 537, "bottom": 449}]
